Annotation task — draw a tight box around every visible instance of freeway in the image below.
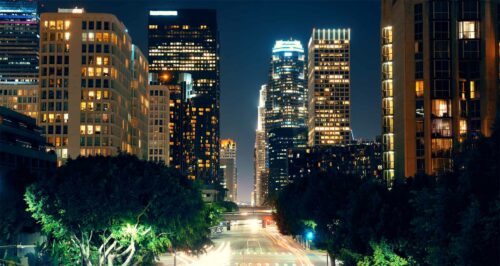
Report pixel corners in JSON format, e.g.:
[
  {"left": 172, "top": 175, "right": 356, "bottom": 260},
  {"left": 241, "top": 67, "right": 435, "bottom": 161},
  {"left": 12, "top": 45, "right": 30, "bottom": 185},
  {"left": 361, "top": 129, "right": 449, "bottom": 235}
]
[{"left": 158, "top": 218, "right": 332, "bottom": 266}]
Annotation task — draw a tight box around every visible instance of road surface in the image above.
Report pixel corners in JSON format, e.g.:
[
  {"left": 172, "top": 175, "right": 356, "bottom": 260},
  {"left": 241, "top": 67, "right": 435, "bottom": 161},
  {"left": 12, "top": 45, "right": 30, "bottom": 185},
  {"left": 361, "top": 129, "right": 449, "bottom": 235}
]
[{"left": 158, "top": 218, "right": 331, "bottom": 266}]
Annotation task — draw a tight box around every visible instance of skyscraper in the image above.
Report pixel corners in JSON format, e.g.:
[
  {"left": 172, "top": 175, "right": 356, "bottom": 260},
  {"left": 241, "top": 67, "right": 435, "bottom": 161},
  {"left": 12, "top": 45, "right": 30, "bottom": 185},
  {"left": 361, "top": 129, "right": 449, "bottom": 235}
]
[
  {"left": 0, "top": 0, "right": 39, "bottom": 118},
  {"left": 0, "top": 0, "right": 38, "bottom": 83},
  {"left": 265, "top": 40, "right": 308, "bottom": 195},
  {"left": 39, "top": 8, "right": 149, "bottom": 163},
  {"left": 148, "top": 9, "right": 220, "bottom": 184},
  {"left": 308, "top": 28, "right": 352, "bottom": 146},
  {"left": 220, "top": 138, "right": 237, "bottom": 201},
  {"left": 381, "top": 0, "right": 499, "bottom": 180},
  {"left": 254, "top": 85, "right": 268, "bottom": 206}
]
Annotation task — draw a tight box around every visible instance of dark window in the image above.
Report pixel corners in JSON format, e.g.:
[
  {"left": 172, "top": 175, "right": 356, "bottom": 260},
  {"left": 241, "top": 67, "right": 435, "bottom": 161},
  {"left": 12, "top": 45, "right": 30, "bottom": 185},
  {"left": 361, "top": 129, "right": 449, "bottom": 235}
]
[
  {"left": 432, "top": 80, "right": 451, "bottom": 98},
  {"left": 459, "top": 61, "right": 480, "bottom": 79},
  {"left": 433, "top": 60, "right": 450, "bottom": 78},
  {"left": 82, "top": 21, "right": 87, "bottom": 29},
  {"left": 459, "top": 40, "right": 480, "bottom": 59},
  {"left": 460, "top": 0, "right": 479, "bottom": 20},
  {"left": 416, "top": 138, "right": 425, "bottom": 157},
  {"left": 434, "top": 40, "right": 450, "bottom": 58},
  {"left": 432, "top": 1, "right": 449, "bottom": 20},
  {"left": 89, "top": 21, "right": 94, "bottom": 30},
  {"left": 96, "top": 21, "right": 102, "bottom": 30},
  {"left": 433, "top": 21, "right": 450, "bottom": 39},
  {"left": 104, "top": 22, "right": 110, "bottom": 30}
]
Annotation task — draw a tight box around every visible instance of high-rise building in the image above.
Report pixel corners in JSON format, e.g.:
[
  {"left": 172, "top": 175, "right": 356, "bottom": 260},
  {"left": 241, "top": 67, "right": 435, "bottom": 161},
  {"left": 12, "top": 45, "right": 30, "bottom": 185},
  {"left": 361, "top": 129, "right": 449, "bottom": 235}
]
[
  {"left": 39, "top": 8, "right": 149, "bottom": 164},
  {"left": 0, "top": 106, "right": 56, "bottom": 176},
  {"left": 265, "top": 40, "right": 308, "bottom": 195},
  {"left": 0, "top": 0, "right": 39, "bottom": 118},
  {"left": 148, "top": 9, "right": 220, "bottom": 184},
  {"left": 381, "top": 0, "right": 499, "bottom": 180},
  {"left": 308, "top": 28, "right": 352, "bottom": 146},
  {"left": 0, "top": 0, "right": 38, "bottom": 83},
  {"left": 287, "top": 141, "right": 382, "bottom": 181},
  {"left": 147, "top": 83, "right": 170, "bottom": 164},
  {"left": 220, "top": 138, "right": 237, "bottom": 201},
  {"left": 130, "top": 46, "right": 149, "bottom": 160},
  {"left": 254, "top": 85, "right": 268, "bottom": 206}
]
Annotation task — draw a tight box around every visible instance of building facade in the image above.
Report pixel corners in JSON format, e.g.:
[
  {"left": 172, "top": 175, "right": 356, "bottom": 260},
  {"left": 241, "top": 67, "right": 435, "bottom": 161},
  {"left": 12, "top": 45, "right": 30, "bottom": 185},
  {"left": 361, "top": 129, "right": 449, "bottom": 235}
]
[
  {"left": 147, "top": 83, "right": 170, "bottom": 163},
  {"left": 0, "top": 0, "right": 39, "bottom": 118},
  {"left": 287, "top": 141, "right": 382, "bottom": 181},
  {"left": 148, "top": 9, "right": 220, "bottom": 184},
  {"left": 39, "top": 9, "right": 148, "bottom": 163},
  {"left": 254, "top": 85, "right": 268, "bottom": 206},
  {"left": 265, "top": 40, "right": 308, "bottom": 196},
  {"left": 308, "top": 28, "right": 352, "bottom": 146},
  {"left": 381, "top": 0, "right": 499, "bottom": 180},
  {"left": 220, "top": 138, "right": 237, "bottom": 202},
  {"left": 0, "top": 106, "right": 56, "bottom": 176}
]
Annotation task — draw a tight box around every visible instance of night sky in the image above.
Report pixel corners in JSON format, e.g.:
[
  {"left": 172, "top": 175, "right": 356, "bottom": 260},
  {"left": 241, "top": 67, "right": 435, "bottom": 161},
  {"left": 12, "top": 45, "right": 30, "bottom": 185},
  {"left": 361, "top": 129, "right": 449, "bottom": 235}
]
[{"left": 41, "top": 0, "right": 381, "bottom": 203}]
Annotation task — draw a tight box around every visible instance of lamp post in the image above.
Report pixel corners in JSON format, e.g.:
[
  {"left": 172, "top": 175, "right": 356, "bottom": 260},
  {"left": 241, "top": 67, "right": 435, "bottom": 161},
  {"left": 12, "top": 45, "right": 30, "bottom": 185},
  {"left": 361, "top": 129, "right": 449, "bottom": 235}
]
[{"left": 305, "top": 231, "right": 314, "bottom": 250}]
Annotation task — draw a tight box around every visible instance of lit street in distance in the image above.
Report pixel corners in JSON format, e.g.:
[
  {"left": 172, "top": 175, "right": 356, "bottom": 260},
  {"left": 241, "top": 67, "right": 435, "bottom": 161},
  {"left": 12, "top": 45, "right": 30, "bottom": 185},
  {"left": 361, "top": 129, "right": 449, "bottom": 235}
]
[{"left": 158, "top": 208, "right": 332, "bottom": 266}]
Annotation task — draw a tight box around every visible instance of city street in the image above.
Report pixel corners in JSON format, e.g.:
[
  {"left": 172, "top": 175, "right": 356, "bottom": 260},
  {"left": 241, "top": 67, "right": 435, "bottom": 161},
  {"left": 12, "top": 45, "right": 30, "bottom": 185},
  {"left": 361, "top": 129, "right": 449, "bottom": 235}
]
[{"left": 158, "top": 218, "right": 331, "bottom": 266}]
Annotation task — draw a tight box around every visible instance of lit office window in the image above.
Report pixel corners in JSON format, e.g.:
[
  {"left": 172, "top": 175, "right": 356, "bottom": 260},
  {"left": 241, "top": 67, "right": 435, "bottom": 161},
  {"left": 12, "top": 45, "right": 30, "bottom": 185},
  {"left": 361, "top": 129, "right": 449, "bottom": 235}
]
[{"left": 459, "top": 21, "right": 480, "bottom": 39}]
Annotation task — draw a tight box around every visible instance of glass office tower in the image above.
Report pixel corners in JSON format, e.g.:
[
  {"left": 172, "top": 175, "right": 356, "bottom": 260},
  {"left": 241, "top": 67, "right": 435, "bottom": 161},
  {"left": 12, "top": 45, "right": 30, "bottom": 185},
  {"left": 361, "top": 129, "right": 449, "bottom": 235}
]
[
  {"left": 148, "top": 9, "right": 220, "bottom": 184},
  {"left": 0, "top": 0, "right": 39, "bottom": 118},
  {"left": 265, "top": 40, "right": 308, "bottom": 195},
  {"left": 0, "top": 0, "right": 38, "bottom": 83},
  {"left": 308, "top": 28, "right": 352, "bottom": 146}
]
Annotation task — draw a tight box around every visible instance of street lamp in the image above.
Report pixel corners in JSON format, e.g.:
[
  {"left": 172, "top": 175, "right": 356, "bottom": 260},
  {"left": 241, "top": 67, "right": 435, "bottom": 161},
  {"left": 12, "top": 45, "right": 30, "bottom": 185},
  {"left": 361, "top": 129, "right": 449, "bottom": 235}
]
[{"left": 305, "top": 230, "right": 314, "bottom": 250}]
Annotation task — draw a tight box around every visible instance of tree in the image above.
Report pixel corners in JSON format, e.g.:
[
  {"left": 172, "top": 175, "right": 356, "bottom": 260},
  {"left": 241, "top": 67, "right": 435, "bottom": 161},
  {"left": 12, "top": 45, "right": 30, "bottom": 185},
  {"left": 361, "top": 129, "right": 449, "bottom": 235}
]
[
  {"left": 0, "top": 167, "right": 39, "bottom": 262},
  {"left": 25, "top": 154, "right": 210, "bottom": 265}
]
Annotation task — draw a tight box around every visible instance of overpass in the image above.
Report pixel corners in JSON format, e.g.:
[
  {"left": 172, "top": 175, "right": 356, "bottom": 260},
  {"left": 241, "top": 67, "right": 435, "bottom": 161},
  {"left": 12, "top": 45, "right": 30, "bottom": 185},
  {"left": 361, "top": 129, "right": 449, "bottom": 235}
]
[{"left": 223, "top": 206, "right": 273, "bottom": 221}]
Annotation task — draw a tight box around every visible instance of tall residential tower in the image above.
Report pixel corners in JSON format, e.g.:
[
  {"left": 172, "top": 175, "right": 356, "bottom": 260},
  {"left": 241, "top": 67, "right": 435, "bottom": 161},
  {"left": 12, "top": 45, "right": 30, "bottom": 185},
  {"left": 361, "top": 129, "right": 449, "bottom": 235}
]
[
  {"left": 381, "top": 0, "right": 498, "bottom": 180},
  {"left": 39, "top": 8, "right": 149, "bottom": 163}
]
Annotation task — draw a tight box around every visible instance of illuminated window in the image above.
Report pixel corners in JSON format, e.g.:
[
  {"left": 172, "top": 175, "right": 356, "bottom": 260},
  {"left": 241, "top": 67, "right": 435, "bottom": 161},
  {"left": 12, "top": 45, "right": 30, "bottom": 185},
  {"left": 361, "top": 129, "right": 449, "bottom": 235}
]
[
  {"left": 56, "top": 20, "right": 64, "bottom": 30},
  {"left": 64, "top": 32, "right": 70, "bottom": 41},
  {"left": 87, "top": 125, "right": 93, "bottom": 135},
  {"left": 460, "top": 119, "right": 467, "bottom": 135},
  {"left": 415, "top": 80, "right": 424, "bottom": 97},
  {"left": 103, "top": 32, "right": 110, "bottom": 42},
  {"left": 88, "top": 32, "right": 95, "bottom": 41},
  {"left": 432, "top": 99, "right": 451, "bottom": 117},
  {"left": 432, "top": 119, "right": 452, "bottom": 137},
  {"left": 96, "top": 57, "right": 102, "bottom": 65},
  {"left": 88, "top": 67, "right": 94, "bottom": 77},
  {"left": 432, "top": 138, "right": 452, "bottom": 157},
  {"left": 80, "top": 125, "right": 85, "bottom": 134},
  {"left": 64, "top": 20, "right": 71, "bottom": 30},
  {"left": 459, "top": 21, "right": 480, "bottom": 39},
  {"left": 470, "top": 81, "right": 478, "bottom": 99},
  {"left": 96, "top": 32, "right": 103, "bottom": 42}
]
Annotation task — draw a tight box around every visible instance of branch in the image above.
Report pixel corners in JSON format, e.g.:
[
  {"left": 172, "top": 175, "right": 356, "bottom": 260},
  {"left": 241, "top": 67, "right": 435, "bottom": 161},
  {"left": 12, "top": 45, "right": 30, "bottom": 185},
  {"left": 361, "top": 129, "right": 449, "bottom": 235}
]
[
  {"left": 136, "top": 200, "right": 153, "bottom": 225},
  {"left": 121, "top": 241, "right": 135, "bottom": 266}
]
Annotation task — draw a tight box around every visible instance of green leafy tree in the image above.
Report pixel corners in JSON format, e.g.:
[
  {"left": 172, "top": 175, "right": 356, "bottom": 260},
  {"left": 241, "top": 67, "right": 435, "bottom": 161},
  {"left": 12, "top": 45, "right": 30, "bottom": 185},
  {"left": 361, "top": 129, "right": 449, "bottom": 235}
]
[{"left": 25, "top": 154, "right": 210, "bottom": 265}]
